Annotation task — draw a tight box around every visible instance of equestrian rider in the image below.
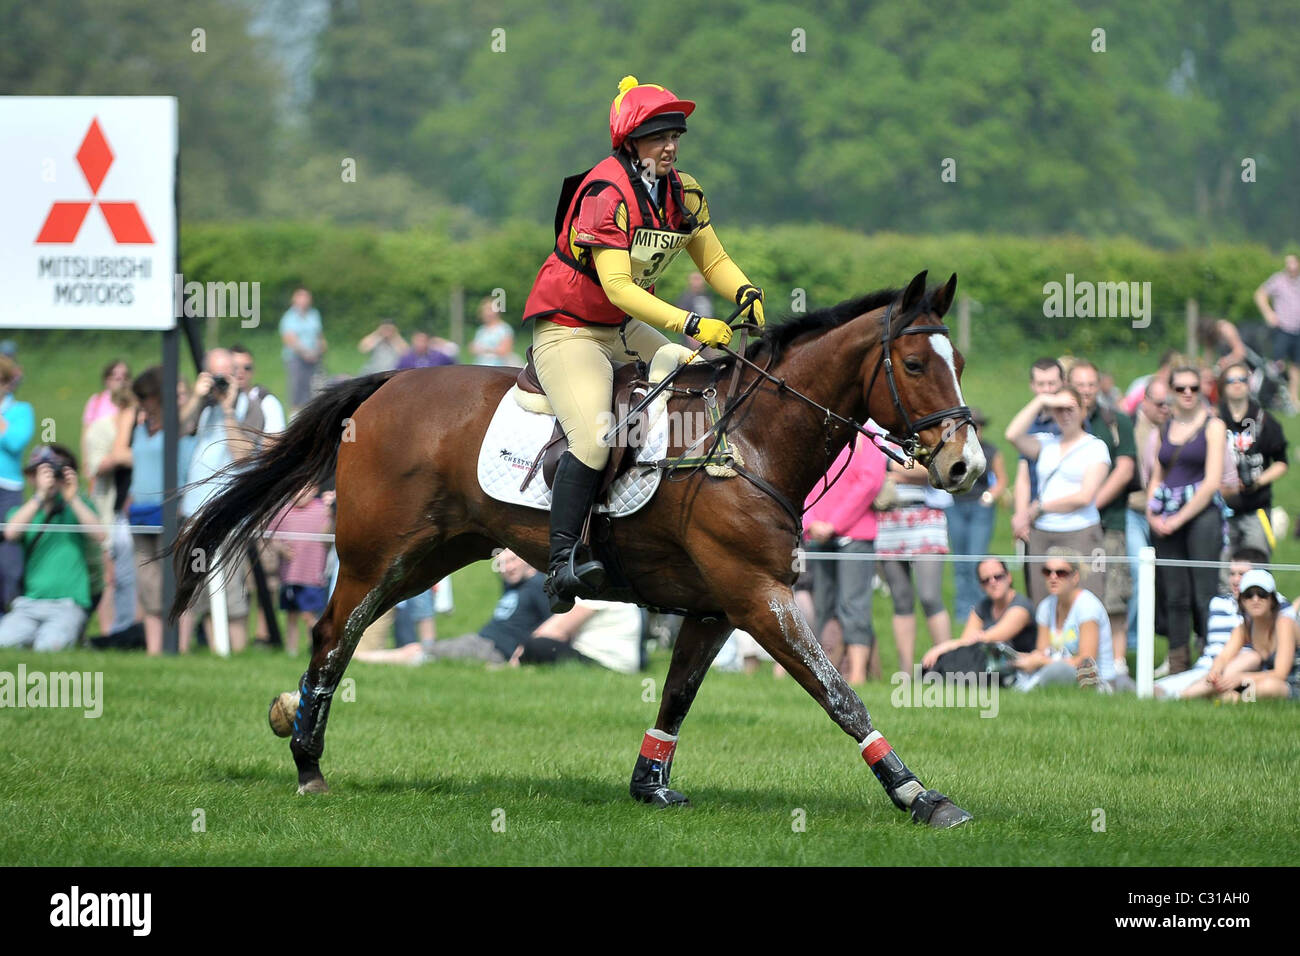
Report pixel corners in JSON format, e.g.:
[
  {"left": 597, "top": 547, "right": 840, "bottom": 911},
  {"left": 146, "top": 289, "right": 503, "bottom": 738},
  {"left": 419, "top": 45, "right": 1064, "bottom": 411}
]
[{"left": 523, "top": 75, "right": 766, "bottom": 612}]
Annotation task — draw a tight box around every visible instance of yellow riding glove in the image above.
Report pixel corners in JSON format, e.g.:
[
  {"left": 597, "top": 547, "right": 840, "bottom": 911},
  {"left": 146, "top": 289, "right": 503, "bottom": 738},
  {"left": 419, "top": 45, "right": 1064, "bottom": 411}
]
[
  {"left": 691, "top": 317, "right": 733, "bottom": 347},
  {"left": 734, "top": 283, "right": 765, "bottom": 327}
]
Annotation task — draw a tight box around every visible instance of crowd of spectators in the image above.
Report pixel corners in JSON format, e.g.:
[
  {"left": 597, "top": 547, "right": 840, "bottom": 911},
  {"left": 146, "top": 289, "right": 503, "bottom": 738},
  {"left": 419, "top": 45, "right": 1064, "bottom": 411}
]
[{"left": 1, "top": 265, "right": 1297, "bottom": 704}]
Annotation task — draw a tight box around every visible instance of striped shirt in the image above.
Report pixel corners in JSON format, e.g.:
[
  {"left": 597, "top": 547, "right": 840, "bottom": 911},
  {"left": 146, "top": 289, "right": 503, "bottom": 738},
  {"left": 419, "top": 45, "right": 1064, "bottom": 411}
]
[{"left": 269, "top": 498, "right": 332, "bottom": 587}]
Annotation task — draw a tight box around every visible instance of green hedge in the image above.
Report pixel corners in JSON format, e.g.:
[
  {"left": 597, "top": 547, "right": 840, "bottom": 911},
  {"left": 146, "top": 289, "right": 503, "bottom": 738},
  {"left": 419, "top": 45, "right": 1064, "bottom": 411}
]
[{"left": 179, "top": 223, "right": 1285, "bottom": 357}]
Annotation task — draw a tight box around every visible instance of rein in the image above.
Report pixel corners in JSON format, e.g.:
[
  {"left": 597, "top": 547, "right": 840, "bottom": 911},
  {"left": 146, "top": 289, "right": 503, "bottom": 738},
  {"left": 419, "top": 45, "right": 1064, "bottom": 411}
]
[{"left": 655, "top": 300, "right": 974, "bottom": 533}]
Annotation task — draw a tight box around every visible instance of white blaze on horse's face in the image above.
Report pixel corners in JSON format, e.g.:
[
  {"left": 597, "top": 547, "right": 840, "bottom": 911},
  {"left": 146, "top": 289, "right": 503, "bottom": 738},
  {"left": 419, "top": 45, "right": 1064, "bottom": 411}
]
[{"left": 927, "top": 334, "right": 985, "bottom": 494}]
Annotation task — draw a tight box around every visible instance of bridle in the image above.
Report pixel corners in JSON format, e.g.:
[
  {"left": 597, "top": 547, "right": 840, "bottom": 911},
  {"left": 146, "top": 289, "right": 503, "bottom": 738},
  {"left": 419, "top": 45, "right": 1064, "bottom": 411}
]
[
  {"left": 862, "top": 300, "right": 975, "bottom": 465},
  {"left": 647, "top": 296, "right": 975, "bottom": 532}
]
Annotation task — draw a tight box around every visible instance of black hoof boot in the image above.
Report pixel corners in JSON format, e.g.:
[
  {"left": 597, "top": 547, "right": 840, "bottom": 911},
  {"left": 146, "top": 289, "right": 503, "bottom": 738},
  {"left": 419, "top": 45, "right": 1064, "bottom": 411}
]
[
  {"left": 544, "top": 451, "right": 607, "bottom": 613},
  {"left": 630, "top": 753, "right": 690, "bottom": 808},
  {"left": 909, "top": 789, "right": 973, "bottom": 829}
]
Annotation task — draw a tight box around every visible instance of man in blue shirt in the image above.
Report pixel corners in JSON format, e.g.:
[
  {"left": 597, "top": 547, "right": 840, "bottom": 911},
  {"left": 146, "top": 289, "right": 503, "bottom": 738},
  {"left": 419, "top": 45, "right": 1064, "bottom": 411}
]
[{"left": 279, "top": 287, "right": 326, "bottom": 412}]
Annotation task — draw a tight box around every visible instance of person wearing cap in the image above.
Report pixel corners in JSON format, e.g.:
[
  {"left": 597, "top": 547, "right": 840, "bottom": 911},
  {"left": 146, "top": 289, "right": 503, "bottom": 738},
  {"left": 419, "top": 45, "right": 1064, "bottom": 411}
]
[
  {"left": 522, "top": 75, "right": 766, "bottom": 612},
  {"left": 1184, "top": 568, "right": 1299, "bottom": 700}
]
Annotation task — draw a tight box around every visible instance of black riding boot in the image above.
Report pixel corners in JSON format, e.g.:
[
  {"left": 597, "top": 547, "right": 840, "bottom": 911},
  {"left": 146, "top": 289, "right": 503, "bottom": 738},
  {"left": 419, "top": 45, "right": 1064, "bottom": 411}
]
[{"left": 543, "top": 452, "right": 607, "bottom": 613}]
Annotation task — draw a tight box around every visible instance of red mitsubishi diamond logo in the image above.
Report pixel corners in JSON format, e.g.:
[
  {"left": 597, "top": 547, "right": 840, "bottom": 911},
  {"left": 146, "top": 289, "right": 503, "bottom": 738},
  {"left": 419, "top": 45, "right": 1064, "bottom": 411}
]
[{"left": 36, "top": 118, "right": 154, "bottom": 244}]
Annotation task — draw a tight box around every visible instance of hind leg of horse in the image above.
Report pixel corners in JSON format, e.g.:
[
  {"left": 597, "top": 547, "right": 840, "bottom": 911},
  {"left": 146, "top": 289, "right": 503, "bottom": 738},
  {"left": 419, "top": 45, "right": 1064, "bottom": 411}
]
[
  {"left": 731, "top": 584, "right": 971, "bottom": 828},
  {"left": 629, "top": 615, "right": 732, "bottom": 807},
  {"left": 288, "top": 534, "right": 498, "bottom": 794}
]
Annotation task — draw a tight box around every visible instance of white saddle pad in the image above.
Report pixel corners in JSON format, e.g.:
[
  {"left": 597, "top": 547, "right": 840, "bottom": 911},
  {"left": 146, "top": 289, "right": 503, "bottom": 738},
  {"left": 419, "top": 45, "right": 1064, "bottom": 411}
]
[{"left": 477, "top": 386, "right": 669, "bottom": 516}]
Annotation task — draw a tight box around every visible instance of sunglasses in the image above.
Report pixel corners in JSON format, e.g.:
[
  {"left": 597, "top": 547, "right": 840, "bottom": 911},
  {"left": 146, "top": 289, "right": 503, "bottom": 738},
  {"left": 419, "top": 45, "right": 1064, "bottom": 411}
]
[
  {"left": 236, "top": 364, "right": 253, "bottom": 372},
  {"left": 979, "top": 571, "right": 1009, "bottom": 586},
  {"left": 1240, "top": 588, "right": 1271, "bottom": 601},
  {"left": 1172, "top": 384, "right": 1200, "bottom": 394},
  {"left": 1223, "top": 375, "right": 1249, "bottom": 385},
  {"left": 1041, "top": 566, "right": 1074, "bottom": 578}
]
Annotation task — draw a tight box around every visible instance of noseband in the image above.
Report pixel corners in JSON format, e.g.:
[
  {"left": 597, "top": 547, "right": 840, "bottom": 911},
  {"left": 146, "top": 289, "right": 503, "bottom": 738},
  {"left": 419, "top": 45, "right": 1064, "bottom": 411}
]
[{"left": 864, "top": 301, "right": 974, "bottom": 464}]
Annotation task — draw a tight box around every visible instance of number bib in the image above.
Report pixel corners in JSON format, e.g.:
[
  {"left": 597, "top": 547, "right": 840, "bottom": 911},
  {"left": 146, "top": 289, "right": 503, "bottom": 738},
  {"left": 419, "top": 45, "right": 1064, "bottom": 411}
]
[{"left": 629, "top": 226, "right": 692, "bottom": 289}]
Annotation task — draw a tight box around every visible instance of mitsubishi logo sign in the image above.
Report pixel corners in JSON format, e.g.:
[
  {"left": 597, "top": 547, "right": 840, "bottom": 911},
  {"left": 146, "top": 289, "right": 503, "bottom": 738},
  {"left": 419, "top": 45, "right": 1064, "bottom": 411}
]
[
  {"left": 36, "top": 118, "right": 154, "bottom": 244},
  {"left": 0, "top": 96, "right": 176, "bottom": 329}
]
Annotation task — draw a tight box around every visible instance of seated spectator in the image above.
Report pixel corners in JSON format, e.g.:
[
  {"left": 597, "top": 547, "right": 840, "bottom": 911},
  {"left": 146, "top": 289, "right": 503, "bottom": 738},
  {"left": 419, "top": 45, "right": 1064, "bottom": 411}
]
[
  {"left": 1179, "top": 569, "right": 1299, "bottom": 701},
  {"left": 921, "top": 558, "right": 1037, "bottom": 670},
  {"left": 1155, "top": 548, "right": 1281, "bottom": 698},
  {"left": 397, "top": 331, "right": 456, "bottom": 369},
  {"left": 356, "top": 550, "right": 643, "bottom": 672},
  {"left": 0, "top": 445, "right": 105, "bottom": 651},
  {"left": 355, "top": 550, "right": 548, "bottom": 665},
  {"left": 268, "top": 485, "right": 334, "bottom": 655},
  {"left": 1012, "top": 548, "right": 1133, "bottom": 692},
  {"left": 510, "top": 598, "right": 642, "bottom": 673},
  {"left": 469, "top": 296, "right": 517, "bottom": 366}
]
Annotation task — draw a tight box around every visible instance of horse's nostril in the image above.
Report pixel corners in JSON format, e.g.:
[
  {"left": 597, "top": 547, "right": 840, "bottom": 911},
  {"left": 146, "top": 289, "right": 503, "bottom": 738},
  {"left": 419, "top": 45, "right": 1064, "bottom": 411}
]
[{"left": 949, "top": 461, "right": 967, "bottom": 482}]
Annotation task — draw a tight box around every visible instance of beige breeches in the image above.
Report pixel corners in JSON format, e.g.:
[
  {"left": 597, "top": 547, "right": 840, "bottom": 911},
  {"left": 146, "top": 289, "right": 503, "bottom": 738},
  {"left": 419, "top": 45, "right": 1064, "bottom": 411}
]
[{"left": 531, "top": 318, "right": 671, "bottom": 469}]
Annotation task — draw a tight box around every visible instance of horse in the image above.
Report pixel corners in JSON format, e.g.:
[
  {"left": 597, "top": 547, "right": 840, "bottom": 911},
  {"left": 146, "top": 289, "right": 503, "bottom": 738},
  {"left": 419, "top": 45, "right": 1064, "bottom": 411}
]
[{"left": 172, "top": 269, "right": 986, "bottom": 828}]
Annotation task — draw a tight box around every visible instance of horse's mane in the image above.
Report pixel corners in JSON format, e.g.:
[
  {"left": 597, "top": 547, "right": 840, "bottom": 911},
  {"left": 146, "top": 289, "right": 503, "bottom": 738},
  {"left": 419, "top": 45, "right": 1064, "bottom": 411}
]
[{"left": 745, "top": 286, "right": 938, "bottom": 363}]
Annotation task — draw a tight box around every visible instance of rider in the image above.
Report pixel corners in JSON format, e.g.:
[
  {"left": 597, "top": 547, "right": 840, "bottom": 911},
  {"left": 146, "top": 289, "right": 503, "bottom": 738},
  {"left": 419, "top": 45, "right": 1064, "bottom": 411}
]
[{"left": 523, "top": 75, "right": 766, "bottom": 612}]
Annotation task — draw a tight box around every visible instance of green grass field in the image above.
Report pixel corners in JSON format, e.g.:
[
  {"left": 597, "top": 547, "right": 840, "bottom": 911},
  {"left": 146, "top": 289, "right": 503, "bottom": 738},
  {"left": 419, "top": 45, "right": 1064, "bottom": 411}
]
[
  {"left": 3, "top": 324, "right": 1300, "bottom": 865},
  {"left": 2, "top": 646, "right": 1298, "bottom": 866}
]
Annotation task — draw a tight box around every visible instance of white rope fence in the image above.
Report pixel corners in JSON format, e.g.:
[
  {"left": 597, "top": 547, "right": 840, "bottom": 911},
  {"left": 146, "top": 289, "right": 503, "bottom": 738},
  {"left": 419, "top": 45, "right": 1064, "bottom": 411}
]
[{"left": 2, "top": 522, "right": 1290, "bottom": 694}]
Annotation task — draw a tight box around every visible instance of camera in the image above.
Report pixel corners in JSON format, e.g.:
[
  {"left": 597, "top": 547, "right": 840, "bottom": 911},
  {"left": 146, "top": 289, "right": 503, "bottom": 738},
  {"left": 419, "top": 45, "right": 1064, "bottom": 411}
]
[{"left": 211, "top": 374, "right": 230, "bottom": 396}]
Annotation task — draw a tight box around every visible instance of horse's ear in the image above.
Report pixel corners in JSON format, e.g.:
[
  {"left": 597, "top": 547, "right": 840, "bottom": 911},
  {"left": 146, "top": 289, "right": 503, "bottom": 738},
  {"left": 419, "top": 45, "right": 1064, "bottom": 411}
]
[
  {"left": 900, "top": 270, "right": 928, "bottom": 313},
  {"left": 931, "top": 272, "right": 958, "bottom": 319}
]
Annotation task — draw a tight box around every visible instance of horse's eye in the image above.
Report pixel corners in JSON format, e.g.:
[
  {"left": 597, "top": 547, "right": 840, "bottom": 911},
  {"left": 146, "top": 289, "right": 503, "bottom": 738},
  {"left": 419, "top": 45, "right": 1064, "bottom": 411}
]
[{"left": 904, "top": 357, "right": 924, "bottom": 373}]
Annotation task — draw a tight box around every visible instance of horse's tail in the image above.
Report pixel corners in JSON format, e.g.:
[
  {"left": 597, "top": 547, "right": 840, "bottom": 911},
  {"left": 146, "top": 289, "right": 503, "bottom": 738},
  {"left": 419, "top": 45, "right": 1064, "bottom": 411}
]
[{"left": 169, "top": 370, "right": 399, "bottom": 621}]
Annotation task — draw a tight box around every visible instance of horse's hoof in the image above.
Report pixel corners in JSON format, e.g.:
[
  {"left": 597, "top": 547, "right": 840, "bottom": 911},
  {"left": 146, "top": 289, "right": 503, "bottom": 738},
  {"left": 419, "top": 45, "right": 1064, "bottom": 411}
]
[
  {"left": 632, "top": 786, "right": 691, "bottom": 808},
  {"left": 268, "top": 691, "right": 299, "bottom": 738},
  {"left": 910, "top": 789, "right": 972, "bottom": 829},
  {"left": 296, "top": 777, "right": 330, "bottom": 795}
]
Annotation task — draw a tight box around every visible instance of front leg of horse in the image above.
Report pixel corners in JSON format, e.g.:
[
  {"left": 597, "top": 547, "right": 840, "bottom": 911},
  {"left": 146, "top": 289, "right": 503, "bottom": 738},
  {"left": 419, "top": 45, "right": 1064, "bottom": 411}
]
[
  {"left": 630, "top": 615, "right": 732, "bottom": 808},
  {"left": 743, "top": 588, "right": 972, "bottom": 829}
]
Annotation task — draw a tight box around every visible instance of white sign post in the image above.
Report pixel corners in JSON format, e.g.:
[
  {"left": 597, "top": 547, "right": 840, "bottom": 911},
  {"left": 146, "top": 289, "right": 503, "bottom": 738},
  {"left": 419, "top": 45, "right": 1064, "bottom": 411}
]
[{"left": 0, "top": 96, "right": 178, "bottom": 330}]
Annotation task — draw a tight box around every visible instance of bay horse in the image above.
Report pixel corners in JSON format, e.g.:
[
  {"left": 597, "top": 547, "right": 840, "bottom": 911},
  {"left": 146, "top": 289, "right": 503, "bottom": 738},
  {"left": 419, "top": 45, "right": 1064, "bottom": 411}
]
[{"left": 172, "top": 269, "right": 986, "bottom": 828}]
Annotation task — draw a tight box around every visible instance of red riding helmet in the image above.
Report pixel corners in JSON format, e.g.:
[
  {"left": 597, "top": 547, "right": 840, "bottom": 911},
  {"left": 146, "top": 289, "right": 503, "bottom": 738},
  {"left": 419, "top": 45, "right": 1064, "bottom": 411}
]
[{"left": 608, "top": 75, "right": 695, "bottom": 149}]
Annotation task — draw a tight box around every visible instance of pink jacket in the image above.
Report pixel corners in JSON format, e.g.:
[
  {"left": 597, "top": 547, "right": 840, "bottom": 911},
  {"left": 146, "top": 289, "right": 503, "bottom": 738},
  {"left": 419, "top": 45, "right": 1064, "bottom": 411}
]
[{"left": 803, "top": 436, "right": 888, "bottom": 541}]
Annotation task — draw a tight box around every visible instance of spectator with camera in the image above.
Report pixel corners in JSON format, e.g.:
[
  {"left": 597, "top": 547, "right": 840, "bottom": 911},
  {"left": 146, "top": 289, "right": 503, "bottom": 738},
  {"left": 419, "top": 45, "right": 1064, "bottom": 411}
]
[
  {"left": 1218, "top": 361, "right": 1287, "bottom": 559},
  {"left": 0, "top": 445, "right": 104, "bottom": 651},
  {"left": 178, "top": 349, "right": 254, "bottom": 654}
]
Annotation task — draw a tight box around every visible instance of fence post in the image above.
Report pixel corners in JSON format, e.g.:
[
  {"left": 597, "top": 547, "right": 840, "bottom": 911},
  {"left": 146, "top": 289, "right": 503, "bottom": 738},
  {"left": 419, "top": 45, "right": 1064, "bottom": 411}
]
[
  {"left": 1185, "top": 298, "right": 1198, "bottom": 360},
  {"left": 957, "top": 294, "right": 971, "bottom": 352},
  {"left": 450, "top": 285, "right": 465, "bottom": 352},
  {"left": 1137, "top": 546, "right": 1156, "bottom": 698}
]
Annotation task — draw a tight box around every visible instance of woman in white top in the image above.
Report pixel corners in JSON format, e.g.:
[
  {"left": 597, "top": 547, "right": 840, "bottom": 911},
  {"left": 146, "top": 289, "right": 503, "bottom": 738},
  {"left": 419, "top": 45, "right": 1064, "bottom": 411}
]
[
  {"left": 1005, "top": 384, "right": 1110, "bottom": 605},
  {"left": 1014, "top": 548, "right": 1131, "bottom": 692}
]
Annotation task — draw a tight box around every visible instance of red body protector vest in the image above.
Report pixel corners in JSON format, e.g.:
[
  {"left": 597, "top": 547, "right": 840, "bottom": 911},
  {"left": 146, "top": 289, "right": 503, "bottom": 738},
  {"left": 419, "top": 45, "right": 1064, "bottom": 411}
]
[{"left": 522, "top": 153, "right": 702, "bottom": 327}]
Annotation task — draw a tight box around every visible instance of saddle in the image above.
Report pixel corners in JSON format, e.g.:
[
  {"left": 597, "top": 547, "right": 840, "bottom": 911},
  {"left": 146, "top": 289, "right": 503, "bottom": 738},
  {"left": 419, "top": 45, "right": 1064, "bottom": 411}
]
[{"left": 514, "top": 346, "right": 652, "bottom": 499}]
